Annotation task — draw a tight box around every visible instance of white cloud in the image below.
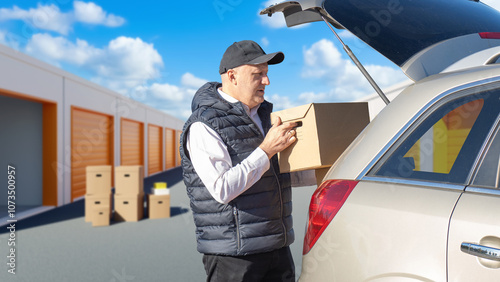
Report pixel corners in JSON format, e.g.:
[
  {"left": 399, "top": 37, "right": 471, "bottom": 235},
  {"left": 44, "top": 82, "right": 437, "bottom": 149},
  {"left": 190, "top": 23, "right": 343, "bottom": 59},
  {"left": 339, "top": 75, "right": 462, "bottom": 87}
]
[
  {"left": 267, "top": 93, "right": 296, "bottom": 112},
  {"left": 301, "top": 38, "right": 407, "bottom": 101},
  {"left": 97, "top": 36, "right": 162, "bottom": 81},
  {"left": 26, "top": 33, "right": 100, "bottom": 65},
  {"left": 302, "top": 39, "right": 343, "bottom": 77},
  {"left": 0, "top": 30, "right": 6, "bottom": 44},
  {"left": 181, "top": 72, "right": 208, "bottom": 89},
  {"left": 25, "top": 33, "right": 163, "bottom": 90},
  {"left": 0, "top": 2, "right": 124, "bottom": 35},
  {"left": 120, "top": 72, "right": 209, "bottom": 120},
  {"left": 149, "top": 83, "right": 185, "bottom": 102},
  {"left": 261, "top": 37, "right": 270, "bottom": 47},
  {"left": 0, "top": 29, "right": 24, "bottom": 50},
  {"left": 0, "top": 4, "right": 73, "bottom": 35},
  {"left": 267, "top": 90, "right": 330, "bottom": 112},
  {"left": 297, "top": 91, "right": 328, "bottom": 104},
  {"left": 138, "top": 80, "right": 201, "bottom": 120},
  {"left": 73, "top": 1, "right": 125, "bottom": 27}
]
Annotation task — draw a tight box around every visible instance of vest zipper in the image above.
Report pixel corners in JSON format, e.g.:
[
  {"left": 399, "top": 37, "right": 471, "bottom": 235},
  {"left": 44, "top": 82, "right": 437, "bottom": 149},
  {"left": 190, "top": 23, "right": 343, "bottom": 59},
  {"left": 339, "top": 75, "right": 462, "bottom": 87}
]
[
  {"left": 233, "top": 207, "right": 241, "bottom": 252},
  {"left": 271, "top": 164, "right": 287, "bottom": 247},
  {"left": 246, "top": 106, "right": 286, "bottom": 247}
]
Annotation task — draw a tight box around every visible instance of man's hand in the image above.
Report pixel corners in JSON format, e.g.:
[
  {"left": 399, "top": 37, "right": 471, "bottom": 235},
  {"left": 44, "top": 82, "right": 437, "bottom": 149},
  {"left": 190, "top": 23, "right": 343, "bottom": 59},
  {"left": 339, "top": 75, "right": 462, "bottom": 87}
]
[{"left": 259, "top": 116, "right": 297, "bottom": 159}]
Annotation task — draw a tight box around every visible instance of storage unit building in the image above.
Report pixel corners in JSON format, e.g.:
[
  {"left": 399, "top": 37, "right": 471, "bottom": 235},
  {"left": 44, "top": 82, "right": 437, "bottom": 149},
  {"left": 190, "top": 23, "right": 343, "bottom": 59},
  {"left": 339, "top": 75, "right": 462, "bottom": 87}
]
[{"left": 0, "top": 44, "right": 184, "bottom": 220}]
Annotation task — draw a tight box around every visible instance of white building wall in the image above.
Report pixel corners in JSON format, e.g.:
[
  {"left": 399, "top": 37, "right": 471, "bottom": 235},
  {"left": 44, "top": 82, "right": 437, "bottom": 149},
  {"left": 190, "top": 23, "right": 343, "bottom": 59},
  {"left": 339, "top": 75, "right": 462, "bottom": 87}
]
[{"left": 0, "top": 45, "right": 63, "bottom": 102}]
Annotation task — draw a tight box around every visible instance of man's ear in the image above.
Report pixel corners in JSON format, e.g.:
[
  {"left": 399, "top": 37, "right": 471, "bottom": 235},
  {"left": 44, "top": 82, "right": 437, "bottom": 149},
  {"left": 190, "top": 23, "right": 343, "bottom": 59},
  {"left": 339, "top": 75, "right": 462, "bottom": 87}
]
[{"left": 227, "top": 69, "right": 237, "bottom": 85}]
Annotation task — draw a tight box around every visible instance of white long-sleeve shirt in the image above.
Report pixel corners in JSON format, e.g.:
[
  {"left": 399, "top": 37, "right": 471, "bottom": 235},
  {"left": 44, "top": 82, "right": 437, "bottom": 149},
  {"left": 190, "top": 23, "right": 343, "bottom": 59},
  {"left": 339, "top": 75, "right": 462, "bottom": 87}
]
[{"left": 186, "top": 89, "right": 270, "bottom": 204}]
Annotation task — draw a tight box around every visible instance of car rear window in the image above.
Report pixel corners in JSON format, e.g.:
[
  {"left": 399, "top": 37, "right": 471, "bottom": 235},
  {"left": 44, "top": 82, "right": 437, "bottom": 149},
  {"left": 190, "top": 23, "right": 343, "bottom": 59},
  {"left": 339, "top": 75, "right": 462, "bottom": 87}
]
[{"left": 370, "top": 88, "right": 500, "bottom": 185}]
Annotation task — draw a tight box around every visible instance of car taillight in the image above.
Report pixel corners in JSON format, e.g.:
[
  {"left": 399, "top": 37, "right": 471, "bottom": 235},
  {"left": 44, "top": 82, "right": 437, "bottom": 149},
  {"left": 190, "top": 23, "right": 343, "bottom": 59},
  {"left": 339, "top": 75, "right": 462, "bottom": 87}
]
[
  {"left": 303, "top": 179, "right": 358, "bottom": 255},
  {"left": 479, "top": 32, "right": 500, "bottom": 39}
]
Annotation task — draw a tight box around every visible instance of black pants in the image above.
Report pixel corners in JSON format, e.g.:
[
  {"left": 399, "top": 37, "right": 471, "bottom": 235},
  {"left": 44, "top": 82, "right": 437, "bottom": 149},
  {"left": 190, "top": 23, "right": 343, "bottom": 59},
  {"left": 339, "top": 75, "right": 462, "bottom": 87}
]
[{"left": 202, "top": 246, "right": 295, "bottom": 282}]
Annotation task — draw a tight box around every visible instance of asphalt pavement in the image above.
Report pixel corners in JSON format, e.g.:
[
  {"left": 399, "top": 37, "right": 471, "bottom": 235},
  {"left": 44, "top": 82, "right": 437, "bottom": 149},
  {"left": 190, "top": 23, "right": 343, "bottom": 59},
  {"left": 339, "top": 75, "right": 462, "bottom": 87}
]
[{"left": 0, "top": 167, "right": 317, "bottom": 282}]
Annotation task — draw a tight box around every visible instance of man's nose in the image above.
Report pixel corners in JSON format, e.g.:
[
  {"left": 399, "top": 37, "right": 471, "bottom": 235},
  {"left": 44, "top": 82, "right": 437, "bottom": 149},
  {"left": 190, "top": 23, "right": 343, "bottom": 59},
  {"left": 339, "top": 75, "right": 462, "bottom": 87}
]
[{"left": 262, "top": 75, "right": 270, "bottom": 85}]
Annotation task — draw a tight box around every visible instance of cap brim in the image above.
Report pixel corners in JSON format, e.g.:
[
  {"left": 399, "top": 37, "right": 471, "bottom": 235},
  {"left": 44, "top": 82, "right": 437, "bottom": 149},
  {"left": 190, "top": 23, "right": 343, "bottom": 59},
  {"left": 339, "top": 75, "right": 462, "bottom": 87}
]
[{"left": 247, "top": 51, "right": 284, "bottom": 66}]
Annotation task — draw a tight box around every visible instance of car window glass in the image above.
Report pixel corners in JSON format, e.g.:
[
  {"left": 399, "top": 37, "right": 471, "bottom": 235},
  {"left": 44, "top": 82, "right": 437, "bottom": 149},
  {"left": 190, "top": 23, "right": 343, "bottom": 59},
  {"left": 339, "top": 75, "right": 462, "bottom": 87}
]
[
  {"left": 371, "top": 89, "right": 500, "bottom": 185},
  {"left": 404, "top": 99, "right": 483, "bottom": 175},
  {"left": 472, "top": 124, "right": 500, "bottom": 188}
]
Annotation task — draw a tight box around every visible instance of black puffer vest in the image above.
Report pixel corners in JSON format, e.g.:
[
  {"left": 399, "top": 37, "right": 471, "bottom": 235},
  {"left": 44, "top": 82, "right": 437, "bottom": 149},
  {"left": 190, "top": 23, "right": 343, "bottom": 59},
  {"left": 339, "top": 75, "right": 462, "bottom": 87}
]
[{"left": 180, "top": 82, "right": 294, "bottom": 256}]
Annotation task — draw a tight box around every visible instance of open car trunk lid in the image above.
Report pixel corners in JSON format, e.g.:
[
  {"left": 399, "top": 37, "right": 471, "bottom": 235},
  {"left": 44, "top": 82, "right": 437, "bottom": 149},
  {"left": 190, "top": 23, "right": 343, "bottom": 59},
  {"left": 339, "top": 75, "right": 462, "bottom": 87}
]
[{"left": 262, "top": 0, "right": 500, "bottom": 81}]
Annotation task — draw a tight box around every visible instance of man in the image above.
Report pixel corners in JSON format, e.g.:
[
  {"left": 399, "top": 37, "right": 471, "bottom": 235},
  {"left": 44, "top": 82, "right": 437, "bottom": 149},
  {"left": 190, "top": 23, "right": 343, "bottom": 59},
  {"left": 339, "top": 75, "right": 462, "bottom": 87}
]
[{"left": 180, "top": 40, "right": 297, "bottom": 281}]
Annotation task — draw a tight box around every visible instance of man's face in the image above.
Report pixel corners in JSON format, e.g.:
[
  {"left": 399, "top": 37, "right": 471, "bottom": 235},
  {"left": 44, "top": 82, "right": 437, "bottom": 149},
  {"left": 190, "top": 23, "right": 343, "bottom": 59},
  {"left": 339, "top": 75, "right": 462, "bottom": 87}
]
[{"left": 232, "top": 63, "right": 270, "bottom": 109}]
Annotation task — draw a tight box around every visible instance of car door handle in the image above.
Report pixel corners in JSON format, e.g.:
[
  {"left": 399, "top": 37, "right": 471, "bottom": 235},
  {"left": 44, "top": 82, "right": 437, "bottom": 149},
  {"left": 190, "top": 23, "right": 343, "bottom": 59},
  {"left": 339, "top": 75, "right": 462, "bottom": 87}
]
[{"left": 461, "top": 242, "right": 500, "bottom": 261}]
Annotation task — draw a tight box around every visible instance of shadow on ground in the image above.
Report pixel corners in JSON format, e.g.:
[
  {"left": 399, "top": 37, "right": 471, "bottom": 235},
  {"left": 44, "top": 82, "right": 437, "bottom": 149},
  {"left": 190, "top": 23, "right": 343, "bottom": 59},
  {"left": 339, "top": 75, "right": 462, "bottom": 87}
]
[
  {"left": 0, "top": 167, "right": 187, "bottom": 234},
  {"left": 143, "top": 166, "right": 183, "bottom": 193}
]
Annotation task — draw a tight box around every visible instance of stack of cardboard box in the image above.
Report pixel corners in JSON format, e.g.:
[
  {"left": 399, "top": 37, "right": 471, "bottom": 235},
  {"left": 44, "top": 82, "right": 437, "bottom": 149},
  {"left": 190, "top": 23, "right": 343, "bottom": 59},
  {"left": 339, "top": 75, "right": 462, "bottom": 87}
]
[
  {"left": 85, "top": 165, "right": 113, "bottom": 227},
  {"left": 114, "top": 166, "right": 144, "bottom": 222},
  {"left": 148, "top": 182, "right": 171, "bottom": 219}
]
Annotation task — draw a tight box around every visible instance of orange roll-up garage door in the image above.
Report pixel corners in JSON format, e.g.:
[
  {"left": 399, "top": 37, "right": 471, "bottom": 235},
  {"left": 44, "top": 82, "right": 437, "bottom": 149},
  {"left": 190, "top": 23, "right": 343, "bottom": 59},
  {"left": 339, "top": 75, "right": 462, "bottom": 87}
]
[
  {"left": 121, "top": 118, "right": 144, "bottom": 166},
  {"left": 165, "top": 128, "right": 175, "bottom": 170},
  {"left": 71, "top": 107, "right": 113, "bottom": 201},
  {"left": 148, "top": 124, "right": 162, "bottom": 176}
]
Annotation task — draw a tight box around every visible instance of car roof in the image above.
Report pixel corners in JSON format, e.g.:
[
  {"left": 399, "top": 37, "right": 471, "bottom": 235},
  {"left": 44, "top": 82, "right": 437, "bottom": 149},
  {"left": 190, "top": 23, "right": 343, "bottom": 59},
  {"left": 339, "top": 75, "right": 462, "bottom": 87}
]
[
  {"left": 327, "top": 65, "right": 500, "bottom": 180},
  {"left": 261, "top": 0, "right": 500, "bottom": 81}
]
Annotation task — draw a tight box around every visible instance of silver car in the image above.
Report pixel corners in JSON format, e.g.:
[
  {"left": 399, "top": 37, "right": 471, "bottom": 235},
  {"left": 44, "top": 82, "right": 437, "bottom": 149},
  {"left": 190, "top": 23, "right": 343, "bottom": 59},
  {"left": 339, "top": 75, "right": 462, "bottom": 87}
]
[{"left": 262, "top": 0, "right": 500, "bottom": 281}]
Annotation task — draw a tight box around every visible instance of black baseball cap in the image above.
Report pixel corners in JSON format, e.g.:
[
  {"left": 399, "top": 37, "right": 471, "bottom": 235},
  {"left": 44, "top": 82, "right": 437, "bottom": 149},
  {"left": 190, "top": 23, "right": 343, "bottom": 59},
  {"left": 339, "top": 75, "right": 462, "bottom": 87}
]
[{"left": 219, "top": 40, "right": 284, "bottom": 74}]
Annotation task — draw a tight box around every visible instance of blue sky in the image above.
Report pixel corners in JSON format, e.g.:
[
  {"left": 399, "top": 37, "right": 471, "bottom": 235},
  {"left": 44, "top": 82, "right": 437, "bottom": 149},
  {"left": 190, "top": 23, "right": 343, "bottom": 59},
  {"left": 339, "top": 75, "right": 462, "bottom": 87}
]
[{"left": 1, "top": 0, "right": 499, "bottom": 120}]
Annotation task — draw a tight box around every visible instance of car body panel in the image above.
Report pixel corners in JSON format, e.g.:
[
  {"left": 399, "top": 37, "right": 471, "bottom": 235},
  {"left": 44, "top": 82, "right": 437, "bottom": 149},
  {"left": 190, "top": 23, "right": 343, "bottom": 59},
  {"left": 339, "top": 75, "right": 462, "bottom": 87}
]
[
  {"left": 299, "top": 180, "right": 462, "bottom": 281},
  {"left": 403, "top": 34, "right": 500, "bottom": 81},
  {"left": 448, "top": 191, "right": 500, "bottom": 281}
]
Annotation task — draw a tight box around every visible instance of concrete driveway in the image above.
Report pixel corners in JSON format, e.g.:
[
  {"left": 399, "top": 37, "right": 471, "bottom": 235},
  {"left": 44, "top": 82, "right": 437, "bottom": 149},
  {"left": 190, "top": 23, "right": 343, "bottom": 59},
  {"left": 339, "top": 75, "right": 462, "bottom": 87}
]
[{"left": 0, "top": 167, "right": 316, "bottom": 281}]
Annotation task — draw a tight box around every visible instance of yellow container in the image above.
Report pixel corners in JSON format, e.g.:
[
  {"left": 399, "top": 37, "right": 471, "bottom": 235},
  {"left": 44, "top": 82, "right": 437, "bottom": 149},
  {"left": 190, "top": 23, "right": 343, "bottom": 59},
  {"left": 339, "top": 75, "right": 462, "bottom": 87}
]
[{"left": 154, "top": 182, "right": 167, "bottom": 189}]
